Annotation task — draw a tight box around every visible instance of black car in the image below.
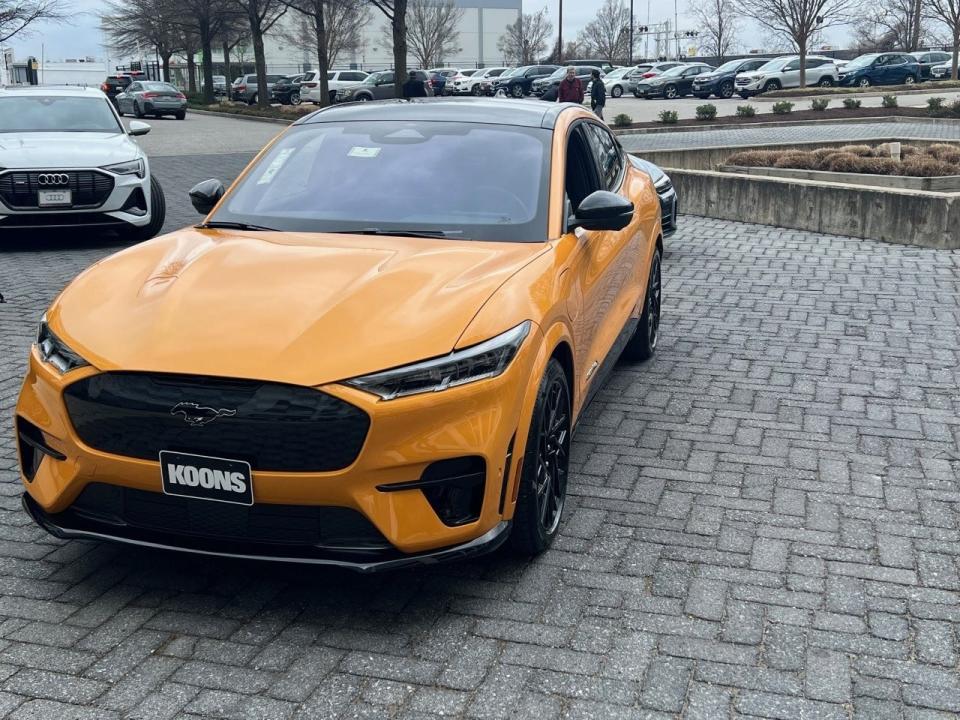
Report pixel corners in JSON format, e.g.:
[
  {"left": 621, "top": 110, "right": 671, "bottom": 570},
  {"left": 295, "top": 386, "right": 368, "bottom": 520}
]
[
  {"left": 631, "top": 157, "right": 677, "bottom": 238},
  {"left": 100, "top": 74, "right": 141, "bottom": 106},
  {"left": 532, "top": 65, "right": 604, "bottom": 101},
  {"left": 492, "top": 65, "right": 559, "bottom": 98},
  {"left": 692, "top": 57, "right": 770, "bottom": 99},
  {"left": 633, "top": 63, "right": 715, "bottom": 99},
  {"left": 910, "top": 51, "right": 953, "bottom": 79},
  {"left": 270, "top": 74, "right": 307, "bottom": 105}
]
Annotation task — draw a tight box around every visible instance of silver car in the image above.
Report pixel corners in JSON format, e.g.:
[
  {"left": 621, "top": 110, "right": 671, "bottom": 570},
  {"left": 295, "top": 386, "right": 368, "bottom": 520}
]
[{"left": 115, "top": 81, "right": 187, "bottom": 120}]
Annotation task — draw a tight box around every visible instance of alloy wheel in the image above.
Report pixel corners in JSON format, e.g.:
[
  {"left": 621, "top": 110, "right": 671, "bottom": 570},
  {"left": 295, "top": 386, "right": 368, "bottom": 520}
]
[
  {"left": 290, "top": 92, "right": 301, "bottom": 105},
  {"left": 646, "top": 252, "right": 662, "bottom": 350},
  {"left": 612, "top": 85, "right": 623, "bottom": 97},
  {"left": 859, "top": 78, "right": 871, "bottom": 87},
  {"left": 720, "top": 81, "right": 734, "bottom": 98},
  {"left": 534, "top": 376, "right": 569, "bottom": 535},
  {"left": 904, "top": 75, "right": 916, "bottom": 84},
  {"left": 665, "top": 85, "right": 677, "bottom": 99}
]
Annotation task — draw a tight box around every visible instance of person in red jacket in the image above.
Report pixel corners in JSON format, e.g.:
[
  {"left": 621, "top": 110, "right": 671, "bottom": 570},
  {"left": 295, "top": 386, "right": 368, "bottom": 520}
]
[{"left": 557, "top": 67, "right": 584, "bottom": 104}]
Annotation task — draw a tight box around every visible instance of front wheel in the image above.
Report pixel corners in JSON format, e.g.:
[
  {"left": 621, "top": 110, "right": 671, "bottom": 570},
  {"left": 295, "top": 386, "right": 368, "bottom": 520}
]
[
  {"left": 120, "top": 176, "right": 166, "bottom": 243},
  {"left": 512, "top": 84, "right": 524, "bottom": 98},
  {"left": 904, "top": 75, "right": 916, "bottom": 85},
  {"left": 290, "top": 91, "right": 301, "bottom": 105},
  {"left": 719, "top": 80, "right": 734, "bottom": 98},
  {"left": 858, "top": 77, "right": 871, "bottom": 87},
  {"left": 510, "top": 358, "right": 570, "bottom": 556},
  {"left": 623, "top": 248, "right": 662, "bottom": 362},
  {"left": 472, "top": 85, "right": 483, "bottom": 96},
  {"left": 611, "top": 84, "right": 623, "bottom": 98},
  {"left": 664, "top": 84, "right": 678, "bottom": 99},
  {"left": 762, "top": 79, "right": 781, "bottom": 93},
  {"left": 818, "top": 77, "right": 834, "bottom": 87}
]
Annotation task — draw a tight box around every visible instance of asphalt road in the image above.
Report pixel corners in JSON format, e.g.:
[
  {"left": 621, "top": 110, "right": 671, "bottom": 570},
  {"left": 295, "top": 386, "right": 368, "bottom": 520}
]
[{"left": 0, "top": 112, "right": 958, "bottom": 720}]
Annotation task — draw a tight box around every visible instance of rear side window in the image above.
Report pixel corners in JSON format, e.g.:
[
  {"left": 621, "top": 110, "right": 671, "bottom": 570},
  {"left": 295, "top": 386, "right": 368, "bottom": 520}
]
[
  {"left": 583, "top": 122, "right": 624, "bottom": 191},
  {"left": 343, "top": 72, "right": 366, "bottom": 81}
]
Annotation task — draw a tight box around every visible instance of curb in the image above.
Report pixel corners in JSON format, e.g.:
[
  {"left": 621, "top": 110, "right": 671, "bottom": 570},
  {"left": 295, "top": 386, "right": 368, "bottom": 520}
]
[
  {"left": 612, "top": 115, "right": 960, "bottom": 136},
  {"left": 187, "top": 108, "right": 296, "bottom": 125},
  {"left": 761, "top": 86, "right": 960, "bottom": 101}
]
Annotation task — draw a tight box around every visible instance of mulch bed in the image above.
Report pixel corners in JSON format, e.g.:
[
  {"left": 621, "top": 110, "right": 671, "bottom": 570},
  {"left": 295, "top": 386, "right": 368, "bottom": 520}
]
[{"left": 616, "top": 106, "right": 933, "bottom": 130}]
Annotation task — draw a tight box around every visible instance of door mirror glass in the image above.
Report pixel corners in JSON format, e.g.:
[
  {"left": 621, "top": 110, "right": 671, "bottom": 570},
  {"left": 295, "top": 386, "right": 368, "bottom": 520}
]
[
  {"left": 189, "top": 178, "right": 225, "bottom": 215},
  {"left": 569, "top": 190, "right": 633, "bottom": 232},
  {"left": 127, "top": 120, "right": 151, "bottom": 136}
]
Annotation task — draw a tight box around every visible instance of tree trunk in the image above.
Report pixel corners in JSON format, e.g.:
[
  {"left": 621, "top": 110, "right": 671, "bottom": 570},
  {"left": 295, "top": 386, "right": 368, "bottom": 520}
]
[
  {"left": 797, "top": 38, "right": 807, "bottom": 88},
  {"left": 909, "top": 0, "right": 922, "bottom": 51},
  {"left": 200, "top": 17, "right": 215, "bottom": 104},
  {"left": 952, "top": 39, "right": 959, "bottom": 82},
  {"left": 162, "top": 52, "right": 172, "bottom": 82},
  {"left": 315, "top": 2, "right": 331, "bottom": 107},
  {"left": 186, "top": 51, "right": 198, "bottom": 93},
  {"left": 392, "top": 0, "right": 408, "bottom": 97},
  {"left": 252, "top": 19, "right": 269, "bottom": 108},
  {"left": 223, "top": 41, "right": 232, "bottom": 88}
]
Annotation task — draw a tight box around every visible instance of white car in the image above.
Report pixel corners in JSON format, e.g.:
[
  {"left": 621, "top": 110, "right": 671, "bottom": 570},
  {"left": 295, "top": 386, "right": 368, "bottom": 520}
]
[
  {"left": 598, "top": 66, "right": 644, "bottom": 98},
  {"left": 447, "top": 69, "right": 480, "bottom": 95},
  {"left": 302, "top": 70, "right": 370, "bottom": 104},
  {"left": 459, "top": 66, "right": 510, "bottom": 96},
  {"left": 0, "top": 86, "right": 165, "bottom": 240},
  {"left": 735, "top": 55, "right": 840, "bottom": 97}
]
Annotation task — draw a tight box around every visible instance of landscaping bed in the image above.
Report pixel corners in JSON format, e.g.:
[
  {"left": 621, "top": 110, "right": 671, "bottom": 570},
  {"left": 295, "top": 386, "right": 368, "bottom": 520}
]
[
  {"left": 725, "top": 142, "right": 960, "bottom": 177},
  {"left": 765, "top": 80, "right": 960, "bottom": 98},
  {"left": 612, "top": 106, "right": 931, "bottom": 130},
  {"left": 186, "top": 100, "right": 316, "bottom": 121}
]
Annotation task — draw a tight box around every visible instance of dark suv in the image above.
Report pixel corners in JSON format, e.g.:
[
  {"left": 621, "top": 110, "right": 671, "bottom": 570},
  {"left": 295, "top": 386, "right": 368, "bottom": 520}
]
[
  {"left": 492, "top": 65, "right": 559, "bottom": 98},
  {"left": 532, "top": 66, "right": 604, "bottom": 101},
  {"left": 100, "top": 74, "right": 143, "bottom": 106},
  {"left": 692, "top": 57, "right": 770, "bottom": 98}
]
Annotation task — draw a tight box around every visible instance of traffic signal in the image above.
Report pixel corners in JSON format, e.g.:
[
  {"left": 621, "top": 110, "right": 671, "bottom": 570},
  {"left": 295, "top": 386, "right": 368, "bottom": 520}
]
[
  {"left": 637, "top": 25, "right": 649, "bottom": 32},
  {"left": 683, "top": 30, "right": 699, "bottom": 37}
]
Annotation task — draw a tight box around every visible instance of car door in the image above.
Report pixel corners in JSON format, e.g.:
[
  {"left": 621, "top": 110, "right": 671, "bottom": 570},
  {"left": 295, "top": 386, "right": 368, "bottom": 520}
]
[
  {"left": 125, "top": 82, "right": 142, "bottom": 112},
  {"left": 374, "top": 72, "right": 395, "bottom": 99},
  {"left": 780, "top": 58, "right": 801, "bottom": 87}
]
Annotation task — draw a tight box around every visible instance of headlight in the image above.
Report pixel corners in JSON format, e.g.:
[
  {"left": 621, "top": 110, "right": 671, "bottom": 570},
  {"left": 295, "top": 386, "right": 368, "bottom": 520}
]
[
  {"left": 36, "top": 315, "right": 89, "bottom": 373},
  {"left": 102, "top": 158, "right": 145, "bottom": 178},
  {"left": 345, "top": 321, "right": 531, "bottom": 400},
  {"left": 654, "top": 174, "right": 672, "bottom": 191}
]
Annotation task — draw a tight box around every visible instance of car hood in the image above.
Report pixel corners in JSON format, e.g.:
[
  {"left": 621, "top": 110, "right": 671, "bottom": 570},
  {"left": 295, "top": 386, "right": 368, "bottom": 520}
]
[
  {"left": 48, "top": 228, "right": 549, "bottom": 387},
  {"left": 0, "top": 132, "right": 140, "bottom": 169}
]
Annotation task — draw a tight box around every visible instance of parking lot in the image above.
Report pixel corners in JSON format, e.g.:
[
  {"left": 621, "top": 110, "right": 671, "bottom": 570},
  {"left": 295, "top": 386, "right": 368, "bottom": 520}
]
[{"left": 1, "top": 113, "right": 959, "bottom": 719}]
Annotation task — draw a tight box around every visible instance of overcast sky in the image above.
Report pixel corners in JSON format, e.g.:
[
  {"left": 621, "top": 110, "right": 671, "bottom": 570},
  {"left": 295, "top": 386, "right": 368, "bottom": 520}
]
[{"left": 8, "top": 0, "right": 844, "bottom": 62}]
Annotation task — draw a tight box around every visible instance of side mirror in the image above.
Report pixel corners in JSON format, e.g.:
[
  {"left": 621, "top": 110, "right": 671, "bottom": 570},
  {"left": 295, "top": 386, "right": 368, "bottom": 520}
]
[
  {"left": 569, "top": 190, "right": 634, "bottom": 232},
  {"left": 128, "top": 120, "right": 151, "bottom": 136},
  {"left": 189, "top": 179, "right": 225, "bottom": 215}
]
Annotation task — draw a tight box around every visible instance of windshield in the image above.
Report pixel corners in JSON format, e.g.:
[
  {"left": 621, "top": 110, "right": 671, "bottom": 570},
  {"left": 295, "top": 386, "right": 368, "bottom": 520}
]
[
  {"left": 0, "top": 96, "right": 122, "bottom": 133},
  {"left": 846, "top": 54, "right": 878, "bottom": 69},
  {"left": 660, "top": 65, "right": 688, "bottom": 77},
  {"left": 715, "top": 60, "right": 746, "bottom": 73},
  {"left": 502, "top": 67, "right": 523, "bottom": 78},
  {"left": 605, "top": 67, "right": 630, "bottom": 78},
  {"left": 141, "top": 82, "right": 175, "bottom": 91},
  {"left": 757, "top": 57, "right": 790, "bottom": 72},
  {"left": 362, "top": 73, "right": 383, "bottom": 85},
  {"left": 214, "top": 121, "right": 551, "bottom": 242}
]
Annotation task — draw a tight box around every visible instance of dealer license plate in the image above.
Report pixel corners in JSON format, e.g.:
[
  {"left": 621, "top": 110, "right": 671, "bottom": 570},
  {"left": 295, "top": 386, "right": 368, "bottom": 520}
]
[
  {"left": 38, "top": 190, "right": 72, "bottom": 207},
  {"left": 160, "top": 450, "right": 254, "bottom": 506}
]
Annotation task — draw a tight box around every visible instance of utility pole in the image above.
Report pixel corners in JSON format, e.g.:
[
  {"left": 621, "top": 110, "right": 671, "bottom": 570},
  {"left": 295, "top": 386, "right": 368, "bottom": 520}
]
[
  {"left": 674, "top": 0, "right": 680, "bottom": 59},
  {"left": 558, "top": 0, "right": 563, "bottom": 64},
  {"left": 628, "top": 0, "right": 634, "bottom": 65}
]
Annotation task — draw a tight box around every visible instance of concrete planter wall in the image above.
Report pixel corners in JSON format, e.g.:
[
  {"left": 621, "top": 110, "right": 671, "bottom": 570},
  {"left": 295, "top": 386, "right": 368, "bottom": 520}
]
[{"left": 718, "top": 165, "right": 960, "bottom": 192}]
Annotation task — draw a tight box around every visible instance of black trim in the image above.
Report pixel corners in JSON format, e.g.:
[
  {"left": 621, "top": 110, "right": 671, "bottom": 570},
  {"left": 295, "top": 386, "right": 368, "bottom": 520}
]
[
  {"left": 18, "top": 428, "right": 66, "bottom": 461},
  {"left": 578, "top": 315, "right": 640, "bottom": 426},
  {"left": 498, "top": 435, "right": 516, "bottom": 514},
  {"left": 376, "top": 471, "right": 483, "bottom": 493}
]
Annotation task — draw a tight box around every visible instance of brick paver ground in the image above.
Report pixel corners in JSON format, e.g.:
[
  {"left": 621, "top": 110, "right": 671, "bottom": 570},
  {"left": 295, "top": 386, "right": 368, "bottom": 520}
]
[{"left": 2, "top": 167, "right": 960, "bottom": 717}]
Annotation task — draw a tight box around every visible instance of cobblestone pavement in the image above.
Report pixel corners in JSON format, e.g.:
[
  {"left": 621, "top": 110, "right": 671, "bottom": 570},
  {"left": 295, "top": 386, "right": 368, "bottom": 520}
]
[
  {"left": 128, "top": 114, "right": 283, "bottom": 158},
  {"left": 620, "top": 120, "right": 960, "bottom": 151},
  {"left": 3, "top": 194, "right": 960, "bottom": 715}
]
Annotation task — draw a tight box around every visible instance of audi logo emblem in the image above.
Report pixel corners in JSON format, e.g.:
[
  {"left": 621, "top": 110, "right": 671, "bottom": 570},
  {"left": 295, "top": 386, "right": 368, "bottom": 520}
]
[{"left": 37, "top": 173, "right": 70, "bottom": 186}]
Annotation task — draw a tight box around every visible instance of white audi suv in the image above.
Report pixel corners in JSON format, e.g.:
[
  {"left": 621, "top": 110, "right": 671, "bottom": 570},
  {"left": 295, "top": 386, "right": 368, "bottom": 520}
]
[{"left": 0, "top": 86, "right": 165, "bottom": 240}]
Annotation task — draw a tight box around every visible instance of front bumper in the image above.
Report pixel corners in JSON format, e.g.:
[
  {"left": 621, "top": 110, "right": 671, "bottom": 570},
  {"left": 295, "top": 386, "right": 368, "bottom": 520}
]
[
  {"left": 735, "top": 79, "right": 762, "bottom": 94},
  {"left": 691, "top": 79, "right": 718, "bottom": 95},
  {"left": 634, "top": 84, "right": 664, "bottom": 97},
  {"left": 16, "top": 327, "right": 542, "bottom": 566}
]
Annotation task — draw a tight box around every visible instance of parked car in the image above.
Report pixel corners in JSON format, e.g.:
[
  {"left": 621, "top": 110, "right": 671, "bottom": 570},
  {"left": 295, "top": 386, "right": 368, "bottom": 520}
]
[
  {"left": 212, "top": 75, "right": 227, "bottom": 96},
  {"left": 735, "top": 55, "right": 839, "bottom": 97},
  {"left": 565, "top": 58, "right": 616, "bottom": 73},
  {"left": 301, "top": 70, "right": 370, "bottom": 104},
  {"left": 115, "top": 81, "right": 187, "bottom": 119},
  {"left": 492, "top": 65, "right": 559, "bottom": 97},
  {"left": 16, "top": 99, "right": 664, "bottom": 570},
  {"left": 270, "top": 74, "right": 307, "bottom": 105},
  {"left": 460, "top": 66, "right": 510, "bottom": 96},
  {"left": 336, "top": 70, "right": 430, "bottom": 102},
  {"left": 533, "top": 65, "right": 604, "bottom": 100},
  {"left": 633, "top": 63, "right": 714, "bottom": 99},
  {"left": 692, "top": 57, "right": 771, "bottom": 98},
  {"left": 0, "top": 86, "right": 165, "bottom": 239},
  {"left": 838, "top": 53, "right": 920, "bottom": 86},
  {"left": 631, "top": 157, "right": 677, "bottom": 238},
  {"left": 930, "top": 61, "right": 956, "bottom": 80},
  {"left": 911, "top": 51, "right": 953, "bottom": 79},
  {"left": 629, "top": 62, "right": 685, "bottom": 96},
  {"left": 427, "top": 68, "right": 460, "bottom": 95},
  {"left": 232, "top": 74, "right": 286, "bottom": 104},
  {"left": 448, "top": 68, "right": 480, "bottom": 94},
  {"left": 595, "top": 65, "right": 645, "bottom": 98},
  {"left": 100, "top": 75, "right": 135, "bottom": 107}
]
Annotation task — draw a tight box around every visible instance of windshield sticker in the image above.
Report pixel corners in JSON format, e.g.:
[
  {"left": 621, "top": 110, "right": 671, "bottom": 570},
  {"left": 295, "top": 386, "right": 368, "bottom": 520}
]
[
  {"left": 348, "top": 146, "right": 381, "bottom": 158},
  {"left": 257, "top": 148, "right": 295, "bottom": 184}
]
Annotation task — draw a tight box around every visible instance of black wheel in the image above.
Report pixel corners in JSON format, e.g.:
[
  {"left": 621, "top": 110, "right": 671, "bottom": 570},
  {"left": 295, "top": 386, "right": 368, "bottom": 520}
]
[
  {"left": 512, "top": 84, "right": 525, "bottom": 98},
  {"left": 818, "top": 76, "right": 833, "bottom": 87},
  {"left": 357, "top": 94, "right": 371, "bottom": 102},
  {"left": 121, "top": 176, "right": 166, "bottom": 242},
  {"left": 858, "top": 77, "right": 871, "bottom": 87},
  {"left": 664, "top": 84, "right": 678, "bottom": 99},
  {"left": 611, "top": 84, "right": 623, "bottom": 98},
  {"left": 738, "top": 92, "right": 750, "bottom": 99},
  {"left": 510, "top": 358, "right": 570, "bottom": 556},
  {"left": 175, "top": 111, "right": 186, "bottom": 120},
  {"left": 719, "top": 80, "right": 734, "bottom": 98},
  {"left": 290, "top": 91, "right": 301, "bottom": 105},
  {"left": 904, "top": 75, "right": 916, "bottom": 85},
  {"left": 762, "top": 79, "right": 781, "bottom": 93},
  {"left": 248, "top": 93, "right": 258, "bottom": 105},
  {"left": 133, "top": 102, "right": 144, "bottom": 118},
  {"left": 472, "top": 84, "right": 483, "bottom": 96},
  {"left": 623, "top": 249, "right": 662, "bottom": 361}
]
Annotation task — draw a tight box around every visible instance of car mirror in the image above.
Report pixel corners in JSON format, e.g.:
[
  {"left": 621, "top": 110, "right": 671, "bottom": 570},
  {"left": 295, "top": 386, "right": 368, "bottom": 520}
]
[
  {"left": 569, "top": 190, "right": 634, "bottom": 232},
  {"left": 189, "top": 179, "right": 225, "bottom": 215},
  {"left": 127, "top": 121, "right": 151, "bottom": 136}
]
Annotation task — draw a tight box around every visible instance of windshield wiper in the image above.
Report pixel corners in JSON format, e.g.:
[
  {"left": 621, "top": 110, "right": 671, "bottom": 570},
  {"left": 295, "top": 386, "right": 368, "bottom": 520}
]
[
  {"left": 197, "top": 221, "right": 278, "bottom": 232},
  {"left": 327, "top": 228, "right": 464, "bottom": 239}
]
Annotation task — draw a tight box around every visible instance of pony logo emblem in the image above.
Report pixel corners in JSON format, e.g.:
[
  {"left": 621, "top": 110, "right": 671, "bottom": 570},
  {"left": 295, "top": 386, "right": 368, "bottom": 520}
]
[{"left": 170, "top": 402, "right": 237, "bottom": 427}]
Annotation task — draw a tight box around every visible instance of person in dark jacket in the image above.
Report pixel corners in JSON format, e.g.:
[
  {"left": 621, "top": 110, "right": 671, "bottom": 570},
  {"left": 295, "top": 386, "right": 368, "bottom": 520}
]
[
  {"left": 557, "top": 67, "right": 584, "bottom": 104},
  {"left": 402, "top": 70, "right": 428, "bottom": 99},
  {"left": 590, "top": 69, "right": 606, "bottom": 120}
]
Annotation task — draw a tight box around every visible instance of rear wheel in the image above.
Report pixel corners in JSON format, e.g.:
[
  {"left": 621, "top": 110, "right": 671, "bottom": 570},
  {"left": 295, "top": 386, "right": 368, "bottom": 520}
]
[
  {"left": 175, "top": 111, "right": 186, "bottom": 120},
  {"left": 248, "top": 93, "right": 258, "bottom": 105},
  {"left": 133, "top": 102, "right": 144, "bottom": 118},
  {"left": 121, "top": 176, "right": 166, "bottom": 242},
  {"left": 623, "top": 248, "right": 662, "bottom": 362},
  {"left": 510, "top": 358, "right": 570, "bottom": 556},
  {"left": 472, "top": 84, "right": 483, "bottom": 96},
  {"left": 611, "top": 84, "right": 623, "bottom": 98}
]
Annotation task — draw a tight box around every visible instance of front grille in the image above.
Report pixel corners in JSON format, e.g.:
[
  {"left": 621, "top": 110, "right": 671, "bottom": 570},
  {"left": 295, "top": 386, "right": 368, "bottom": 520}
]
[
  {"left": 68, "top": 483, "right": 390, "bottom": 550},
  {"left": 63, "top": 372, "right": 370, "bottom": 472},
  {"left": 0, "top": 170, "right": 114, "bottom": 210}
]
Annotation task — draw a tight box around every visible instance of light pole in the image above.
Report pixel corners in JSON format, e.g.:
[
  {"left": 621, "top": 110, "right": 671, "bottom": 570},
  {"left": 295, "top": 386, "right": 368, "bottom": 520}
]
[
  {"left": 629, "top": 0, "right": 634, "bottom": 65},
  {"left": 674, "top": 0, "right": 680, "bottom": 60},
  {"left": 558, "top": 0, "right": 563, "bottom": 63}
]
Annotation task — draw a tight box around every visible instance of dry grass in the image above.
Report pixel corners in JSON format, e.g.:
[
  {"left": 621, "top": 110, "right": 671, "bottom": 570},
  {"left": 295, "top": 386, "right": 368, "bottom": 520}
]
[{"left": 725, "top": 142, "right": 960, "bottom": 177}]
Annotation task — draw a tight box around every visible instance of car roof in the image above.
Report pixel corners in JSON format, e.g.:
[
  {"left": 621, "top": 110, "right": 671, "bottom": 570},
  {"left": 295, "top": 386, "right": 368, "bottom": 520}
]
[
  {"left": 0, "top": 85, "right": 109, "bottom": 99},
  {"left": 297, "top": 97, "right": 575, "bottom": 129}
]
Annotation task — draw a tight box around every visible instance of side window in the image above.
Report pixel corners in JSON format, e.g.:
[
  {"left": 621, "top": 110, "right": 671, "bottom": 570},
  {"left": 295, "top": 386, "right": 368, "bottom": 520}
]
[
  {"left": 345, "top": 72, "right": 365, "bottom": 81},
  {"left": 564, "top": 126, "right": 602, "bottom": 217},
  {"left": 128, "top": 83, "right": 141, "bottom": 92},
  {"left": 584, "top": 122, "right": 624, "bottom": 191},
  {"left": 784, "top": 60, "right": 800, "bottom": 71}
]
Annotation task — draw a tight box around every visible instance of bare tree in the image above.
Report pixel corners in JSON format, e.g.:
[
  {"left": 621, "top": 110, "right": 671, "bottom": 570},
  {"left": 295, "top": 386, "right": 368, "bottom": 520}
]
[
  {"left": 929, "top": 0, "right": 960, "bottom": 79},
  {"left": 101, "top": 0, "right": 182, "bottom": 81},
  {"left": 218, "top": 13, "right": 250, "bottom": 85},
  {"left": 0, "top": 0, "right": 68, "bottom": 43},
  {"left": 230, "top": 0, "right": 288, "bottom": 107},
  {"left": 497, "top": 8, "right": 553, "bottom": 64},
  {"left": 380, "top": 0, "right": 463, "bottom": 68},
  {"left": 367, "top": 0, "right": 408, "bottom": 96},
  {"left": 687, "top": 0, "right": 740, "bottom": 60},
  {"left": 852, "top": 0, "right": 923, "bottom": 51},
  {"left": 575, "top": 0, "right": 631, "bottom": 62},
  {"left": 177, "top": 0, "right": 236, "bottom": 103},
  {"left": 735, "top": 0, "right": 859, "bottom": 86}
]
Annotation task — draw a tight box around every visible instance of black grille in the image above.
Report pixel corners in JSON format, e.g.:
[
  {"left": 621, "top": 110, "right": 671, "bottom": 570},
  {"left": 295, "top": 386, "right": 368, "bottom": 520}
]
[
  {"left": 0, "top": 212, "right": 127, "bottom": 229},
  {"left": 63, "top": 372, "right": 370, "bottom": 472},
  {"left": 68, "top": 483, "right": 390, "bottom": 550},
  {"left": 0, "top": 170, "right": 114, "bottom": 210}
]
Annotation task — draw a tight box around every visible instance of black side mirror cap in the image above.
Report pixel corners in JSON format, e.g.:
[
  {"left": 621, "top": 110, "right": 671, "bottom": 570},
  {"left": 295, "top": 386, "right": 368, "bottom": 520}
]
[
  {"left": 189, "top": 179, "right": 225, "bottom": 215},
  {"left": 569, "top": 190, "right": 634, "bottom": 232}
]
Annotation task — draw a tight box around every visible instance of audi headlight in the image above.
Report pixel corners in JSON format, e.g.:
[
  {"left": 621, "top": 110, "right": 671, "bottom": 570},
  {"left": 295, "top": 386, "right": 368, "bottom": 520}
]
[
  {"left": 36, "top": 315, "right": 89, "bottom": 373},
  {"left": 102, "top": 158, "right": 145, "bottom": 178},
  {"left": 345, "top": 321, "right": 531, "bottom": 400}
]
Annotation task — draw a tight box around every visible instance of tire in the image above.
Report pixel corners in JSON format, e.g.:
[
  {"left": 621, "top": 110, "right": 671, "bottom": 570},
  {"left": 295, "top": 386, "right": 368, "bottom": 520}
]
[
  {"left": 356, "top": 93, "right": 372, "bottom": 102},
  {"left": 133, "top": 102, "right": 144, "bottom": 118},
  {"left": 290, "top": 91, "right": 301, "bottom": 105},
  {"left": 472, "top": 84, "right": 483, "bottom": 96},
  {"left": 248, "top": 93, "right": 257, "bottom": 105},
  {"left": 694, "top": 93, "right": 710, "bottom": 99},
  {"left": 510, "top": 358, "right": 570, "bottom": 556},
  {"left": 611, "top": 84, "right": 623, "bottom": 98},
  {"left": 175, "top": 111, "right": 186, "bottom": 120},
  {"left": 719, "top": 80, "right": 734, "bottom": 98},
  {"left": 858, "top": 77, "right": 871, "bottom": 87},
  {"left": 738, "top": 92, "right": 750, "bottom": 99},
  {"left": 633, "top": 90, "right": 641, "bottom": 98},
  {"left": 512, "top": 84, "right": 525, "bottom": 98},
  {"left": 664, "top": 84, "right": 678, "bottom": 99},
  {"left": 762, "top": 79, "right": 781, "bottom": 93},
  {"left": 622, "top": 248, "right": 662, "bottom": 362},
  {"left": 121, "top": 176, "right": 166, "bottom": 243},
  {"left": 904, "top": 75, "right": 916, "bottom": 85},
  {"left": 818, "top": 76, "right": 833, "bottom": 87}
]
